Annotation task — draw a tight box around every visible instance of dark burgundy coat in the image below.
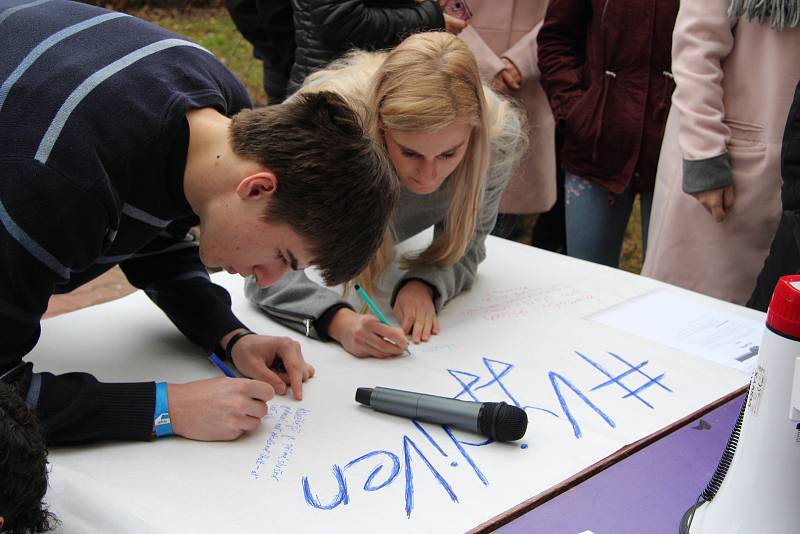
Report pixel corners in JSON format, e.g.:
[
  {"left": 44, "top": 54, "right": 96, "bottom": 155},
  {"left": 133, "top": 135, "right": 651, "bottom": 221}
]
[{"left": 537, "top": 0, "right": 679, "bottom": 194}]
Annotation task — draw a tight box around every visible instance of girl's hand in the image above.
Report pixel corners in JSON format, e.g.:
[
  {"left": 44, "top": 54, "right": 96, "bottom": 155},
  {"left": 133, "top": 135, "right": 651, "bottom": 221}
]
[
  {"left": 443, "top": 13, "right": 467, "bottom": 34},
  {"left": 500, "top": 57, "right": 522, "bottom": 90},
  {"left": 328, "top": 308, "right": 408, "bottom": 358},
  {"left": 393, "top": 281, "right": 440, "bottom": 344},
  {"left": 691, "top": 185, "right": 735, "bottom": 222}
]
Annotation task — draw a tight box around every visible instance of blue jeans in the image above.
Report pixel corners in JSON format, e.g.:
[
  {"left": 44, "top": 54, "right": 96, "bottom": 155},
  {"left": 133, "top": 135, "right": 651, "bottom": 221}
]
[{"left": 564, "top": 173, "right": 653, "bottom": 267}]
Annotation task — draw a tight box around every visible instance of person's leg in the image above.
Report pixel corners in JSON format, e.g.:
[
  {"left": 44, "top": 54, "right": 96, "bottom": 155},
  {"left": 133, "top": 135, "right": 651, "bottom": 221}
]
[
  {"left": 531, "top": 130, "right": 566, "bottom": 253},
  {"left": 565, "top": 173, "right": 634, "bottom": 267},
  {"left": 226, "top": 0, "right": 294, "bottom": 104},
  {"left": 490, "top": 214, "right": 522, "bottom": 239},
  {"left": 531, "top": 167, "right": 565, "bottom": 252},
  {"left": 639, "top": 191, "right": 654, "bottom": 255},
  {"left": 262, "top": 61, "right": 290, "bottom": 104}
]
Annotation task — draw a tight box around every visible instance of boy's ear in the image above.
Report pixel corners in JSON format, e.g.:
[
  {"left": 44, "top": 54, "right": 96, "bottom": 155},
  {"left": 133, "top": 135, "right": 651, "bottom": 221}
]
[{"left": 236, "top": 171, "right": 277, "bottom": 200}]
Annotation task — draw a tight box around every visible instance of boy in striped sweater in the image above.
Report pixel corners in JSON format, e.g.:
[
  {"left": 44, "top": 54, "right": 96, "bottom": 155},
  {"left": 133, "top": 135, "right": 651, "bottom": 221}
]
[{"left": 0, "top": 0, "right": 396, "bottom": 446}]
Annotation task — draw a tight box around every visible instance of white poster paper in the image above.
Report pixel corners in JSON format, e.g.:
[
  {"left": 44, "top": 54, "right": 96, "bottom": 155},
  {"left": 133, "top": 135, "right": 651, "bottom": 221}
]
[{"left": 34, "top": 239, "right": 755, "bottom": 533}]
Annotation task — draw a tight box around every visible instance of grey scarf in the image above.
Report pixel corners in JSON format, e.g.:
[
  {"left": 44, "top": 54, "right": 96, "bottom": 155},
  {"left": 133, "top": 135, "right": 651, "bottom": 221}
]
[{"left": 729, "top": 0, "right": 800, "bottom": 30}]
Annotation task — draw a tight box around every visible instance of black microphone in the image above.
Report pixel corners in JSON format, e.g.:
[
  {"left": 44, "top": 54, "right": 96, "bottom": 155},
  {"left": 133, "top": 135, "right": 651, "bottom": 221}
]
[{"left": 355, "top": 386, "right": 528, "bottom": 442}]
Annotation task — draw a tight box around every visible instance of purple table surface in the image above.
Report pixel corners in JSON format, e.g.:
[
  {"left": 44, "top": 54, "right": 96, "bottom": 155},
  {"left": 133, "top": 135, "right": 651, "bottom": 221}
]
[{"left": 494, "top": 394, "right": 745, "bottom": 534}]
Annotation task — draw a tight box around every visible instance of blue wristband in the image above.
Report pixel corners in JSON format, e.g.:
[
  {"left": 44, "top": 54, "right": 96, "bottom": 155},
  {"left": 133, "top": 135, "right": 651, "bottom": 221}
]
[{"left": 153, "top": 382, "right": 173, "bottom": 438}]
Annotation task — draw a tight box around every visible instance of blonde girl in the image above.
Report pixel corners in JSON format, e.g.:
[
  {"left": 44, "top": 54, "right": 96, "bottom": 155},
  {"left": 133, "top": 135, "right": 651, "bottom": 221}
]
[{"left": 246, "top": 32, "right": 527, "bottom": 358}]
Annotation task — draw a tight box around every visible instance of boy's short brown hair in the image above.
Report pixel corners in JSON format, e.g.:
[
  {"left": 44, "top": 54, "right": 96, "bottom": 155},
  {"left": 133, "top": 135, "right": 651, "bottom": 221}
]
[{"left": 230, "top": 91, "right": 397, "bottom": 285}]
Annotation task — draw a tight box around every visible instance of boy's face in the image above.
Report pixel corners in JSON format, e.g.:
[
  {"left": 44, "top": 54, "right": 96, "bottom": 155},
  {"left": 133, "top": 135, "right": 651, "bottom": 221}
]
[
  {"left": 197, "top": 174, "right": 315, "bottom": 288},
  {"left": 199, "top": 219, "right": 313, "bottom": 288}
]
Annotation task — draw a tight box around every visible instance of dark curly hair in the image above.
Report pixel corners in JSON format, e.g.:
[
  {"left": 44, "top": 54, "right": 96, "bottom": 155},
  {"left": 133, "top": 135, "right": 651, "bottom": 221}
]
[{"left": 0, "top": 382, "right": 56, "bottom": 533}]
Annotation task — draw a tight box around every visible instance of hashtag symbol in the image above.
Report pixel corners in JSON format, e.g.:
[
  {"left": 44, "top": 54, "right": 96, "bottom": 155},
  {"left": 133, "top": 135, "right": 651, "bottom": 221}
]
[{"left": 575, "top": 351, "right": 673, "bottom": 409}]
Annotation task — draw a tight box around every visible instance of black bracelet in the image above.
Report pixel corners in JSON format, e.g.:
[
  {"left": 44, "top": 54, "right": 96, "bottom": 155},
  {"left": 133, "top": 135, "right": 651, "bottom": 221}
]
[{"left": 225, "top": 330, "right": 255, "bottom": 360}]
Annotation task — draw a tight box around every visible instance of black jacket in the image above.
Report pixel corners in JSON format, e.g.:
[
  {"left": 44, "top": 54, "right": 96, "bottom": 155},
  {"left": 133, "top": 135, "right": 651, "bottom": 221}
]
[
  {"left": 289, "top": 0, "right": 445, "bottom": 94},
  {"left": 747, "top": 80, "right": 800, "bottom": 311}
]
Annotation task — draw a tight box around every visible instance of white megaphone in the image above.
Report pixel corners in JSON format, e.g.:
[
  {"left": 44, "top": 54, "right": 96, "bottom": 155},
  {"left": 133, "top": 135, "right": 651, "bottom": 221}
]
[{"left": 681, "top": 274, "right": 800, "bottom": 533}]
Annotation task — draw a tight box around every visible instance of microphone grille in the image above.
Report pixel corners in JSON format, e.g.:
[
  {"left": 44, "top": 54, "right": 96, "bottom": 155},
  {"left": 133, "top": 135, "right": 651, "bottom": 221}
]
[{"left": 479, "top": 402, "right": 528, "bottom": 442}]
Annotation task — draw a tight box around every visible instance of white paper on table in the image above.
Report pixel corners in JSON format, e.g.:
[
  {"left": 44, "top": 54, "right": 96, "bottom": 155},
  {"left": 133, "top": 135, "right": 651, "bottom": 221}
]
[
  {"left": 38, "top": 239, "right": 753, "bottom": 534},
  {"left": 588, "top": 290, "right": 764, "bottom": 371}
]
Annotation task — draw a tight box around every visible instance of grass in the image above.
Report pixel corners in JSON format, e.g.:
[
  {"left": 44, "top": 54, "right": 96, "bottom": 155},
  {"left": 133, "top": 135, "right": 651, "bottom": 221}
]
[
  {"left": 130, "top": 6, "right": 645, "bottom": 274},
  {"left": 621, "top": 197, "right": 644, "bottom": 273},
  {"left": 131, "top": 7, "right": 267, "bottom": 105}
]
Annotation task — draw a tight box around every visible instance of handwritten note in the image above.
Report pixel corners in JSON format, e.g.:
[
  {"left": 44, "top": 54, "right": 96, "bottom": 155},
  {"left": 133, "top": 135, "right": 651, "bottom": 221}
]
[
  {"left": 250, "top": 404, "right": 310, "bottom": 481},
  {"left": 460, "top": 284, "right": 596, "bottom": 322},
  {"left": 416, "top": 343, "right": 458, "bottom": 354}
]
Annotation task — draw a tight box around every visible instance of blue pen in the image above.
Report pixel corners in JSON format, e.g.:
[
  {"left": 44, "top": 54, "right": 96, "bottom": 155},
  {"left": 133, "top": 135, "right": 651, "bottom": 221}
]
[
  {"left": 354, "top": 285, "right": 412, "bottom": 356},
  {"left": 209, "top": 353, "right": 237, "bottom": 378}
]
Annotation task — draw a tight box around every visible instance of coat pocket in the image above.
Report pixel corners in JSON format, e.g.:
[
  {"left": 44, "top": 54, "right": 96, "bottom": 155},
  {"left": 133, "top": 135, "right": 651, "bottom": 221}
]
[
  {"left": 725, "top": 118, "right": 766, "bottom": 152},
  {"left": 562, "top": 82, "right": 604, "bottom": 153}
]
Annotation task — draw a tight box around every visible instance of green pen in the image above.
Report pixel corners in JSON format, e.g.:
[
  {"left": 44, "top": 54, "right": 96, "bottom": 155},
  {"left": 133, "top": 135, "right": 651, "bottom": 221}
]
[{"left": 354, "top": 284, "right": 412, "bottom": 356}]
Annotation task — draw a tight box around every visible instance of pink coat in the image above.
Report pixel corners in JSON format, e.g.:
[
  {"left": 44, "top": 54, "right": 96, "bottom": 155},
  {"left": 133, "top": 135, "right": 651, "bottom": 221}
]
[
  {"left": 642, "top": 0, "right": 800, "bottom": 304},
  {"left": 459, "top": 0, "right": 556, "bottom": 214}
]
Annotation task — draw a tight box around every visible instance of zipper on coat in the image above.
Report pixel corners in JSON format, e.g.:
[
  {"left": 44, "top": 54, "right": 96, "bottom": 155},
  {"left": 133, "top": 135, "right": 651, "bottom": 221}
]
[
  {"left": 601, "top": 0, "right": 611, "bottom": 25},
  {"left": 259, "top": 304, "right": 315, "bottom": 337}
]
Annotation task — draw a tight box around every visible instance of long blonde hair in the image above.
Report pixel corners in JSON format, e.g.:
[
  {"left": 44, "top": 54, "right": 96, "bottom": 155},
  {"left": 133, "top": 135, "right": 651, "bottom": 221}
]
[{"left": 300, "top": 32, "right": 492, "bottom": 294}]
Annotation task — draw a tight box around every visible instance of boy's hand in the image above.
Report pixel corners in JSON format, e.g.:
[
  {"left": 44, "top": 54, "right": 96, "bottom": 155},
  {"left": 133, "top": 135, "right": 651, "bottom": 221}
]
[
  {"left": 168, "top": 377, "right": 273, "bottom": 441},
  {"left": 230, "top": 333, "right": 315, "bottom": 400}
]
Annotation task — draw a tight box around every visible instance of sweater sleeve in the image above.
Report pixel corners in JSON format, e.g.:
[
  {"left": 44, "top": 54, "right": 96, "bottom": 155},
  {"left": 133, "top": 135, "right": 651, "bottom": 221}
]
[
  {"left": 503, "top": 21, "right": 544, "bottom": 84},
  {"left": 536, "top": 0, "right": 590, "bottom": 122},
  {"left": 309, "top": 0, "right": 445, "bottom": 50},
  {"left": 459, "top": 26, "right": 506, "bottom": 83},
  {"left": 670, "top": 0, "right": 737, "bottom": 193},
  {"left": 392, "top": 99, "right": 525, "bottom": 310},
  {"left": 118, "top": 224, "right": 246, "bottom": 354},
  {"left": 244, "top": 270, "right": 351, "bottom": 340},
  {"left": 0, "top": 160, "right": 154, "bottom": 445}
]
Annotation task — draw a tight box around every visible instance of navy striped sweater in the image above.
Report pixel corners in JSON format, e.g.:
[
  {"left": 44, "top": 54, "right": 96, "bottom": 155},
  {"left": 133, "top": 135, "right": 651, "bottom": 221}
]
[{"left": 0, "top": 0, "right": 252, "bottom": 444}]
